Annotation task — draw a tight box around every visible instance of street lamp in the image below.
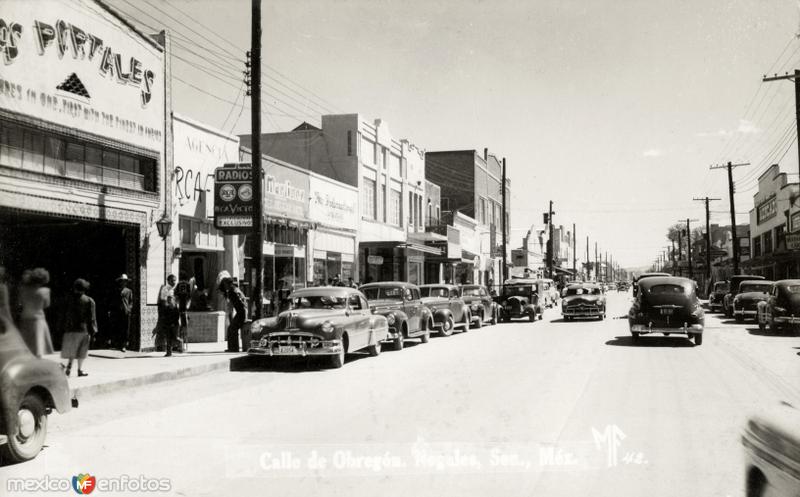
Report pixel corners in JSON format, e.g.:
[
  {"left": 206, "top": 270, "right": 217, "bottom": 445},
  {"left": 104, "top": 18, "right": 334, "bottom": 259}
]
[{"left": 156, "top": 212, "right": 172, "bottom": 278}]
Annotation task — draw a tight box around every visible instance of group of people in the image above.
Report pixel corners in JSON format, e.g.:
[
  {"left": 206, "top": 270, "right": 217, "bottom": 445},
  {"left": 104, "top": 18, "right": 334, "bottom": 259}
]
[{"left": 0, "top": 266, "right": 103, "bottom": 377}]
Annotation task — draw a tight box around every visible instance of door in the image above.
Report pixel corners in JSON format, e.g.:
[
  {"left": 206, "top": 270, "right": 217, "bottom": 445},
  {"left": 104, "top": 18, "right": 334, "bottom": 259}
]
[
  {"left": 449, "top": 287, "right": 464, "bottom": 322},
  {"left": 403, "top": 287, "right": 421, "bottom": 333},
  {"left": 479, "top": 286, "right": 490, "bottom": 320},
  {"left": 347, "top": 292, "right": 370, "bottom": 350}
]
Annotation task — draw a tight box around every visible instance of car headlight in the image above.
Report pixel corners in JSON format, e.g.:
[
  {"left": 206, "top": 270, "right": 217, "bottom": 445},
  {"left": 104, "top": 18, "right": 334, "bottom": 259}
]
[
  {"left": 386, "top": 313, "right": 396, "bottom": 325},
  {"left": 250, "top": 321, "right": 263, "bottom": 335},
  {"left": 470, "top": 303, "right": 480, "bottom": 310},
  {"left": 320, "top": 321, "right": 334, "bottom": 333},
  {"left": 774, "top": 306, "right": 787, "bottom": 314}
]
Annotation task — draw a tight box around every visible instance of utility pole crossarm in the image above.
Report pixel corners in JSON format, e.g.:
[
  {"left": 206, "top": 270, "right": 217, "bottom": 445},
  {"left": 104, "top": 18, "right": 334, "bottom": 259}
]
[
  {"left": 709, "top": 162, "right": 750, "bottom": 170},
  {"left": 762, "top": 73, "right": 797, "bottom": 82}
]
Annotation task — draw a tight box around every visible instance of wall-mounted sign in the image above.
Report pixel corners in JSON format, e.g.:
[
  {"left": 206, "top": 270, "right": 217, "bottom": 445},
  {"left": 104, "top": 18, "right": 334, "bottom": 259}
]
[
  {"left": 0, "top": 1, "right": 164, "bottom": 151},
  {"left": 787, "top": 233, "right": 800, "bottom": 251},
  {"left": 791, "top": 211, "right": 800, "bottom": 233},
  {"left": 367, "top": 255, "right": 384, "bottom": 265},
  {"left": 757, "top": 195, "right": 777, "bottom": 224},
  {"left": 213, "top": 165, "right": 253, "bottom": 232},
  {"left": 309, "top": 176, "right": 357, "bottom": 229}
]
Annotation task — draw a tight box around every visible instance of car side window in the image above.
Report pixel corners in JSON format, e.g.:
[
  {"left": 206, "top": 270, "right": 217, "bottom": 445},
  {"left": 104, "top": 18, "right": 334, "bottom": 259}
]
[
  {"left": 348, "top": 294, "right": 362, "bottom": 310},
  {"left": 449, "top": 289, "right": 458, "bottom": 299},
  {"left": 412, "top": 288, "right": 420, "bottom": 301},
  {"left": 404, "top": 288, "right": 413, "bottom": 301},
  {"left": 480, "top": 288, "right": 487, "bottom": 297},
  {"left": 360, "top": 297, "right": 370, "bottom": 310}
]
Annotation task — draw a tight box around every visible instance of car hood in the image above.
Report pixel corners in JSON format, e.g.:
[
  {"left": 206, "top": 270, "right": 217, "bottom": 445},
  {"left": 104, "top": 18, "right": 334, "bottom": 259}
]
[
  {"left": 735, "top": 292, "right": 769, "bottom": 302},
  {"left": 255, "top": 310, "right": 345, "bottom": 334},
  {"left": 744, "top": 403, "right": 800, "bottom": 463},
  {"left": 420, "top": 296, "right": 451, "bottom": 308},
  {"left": 563, "top": 295, "right": 604, "bottom": 305},
  {"left": 461, "top": 296, "right": 483, "bottom": 304},
  {"left": 369, "top": 299, "right": 405, "bottom": 311}
]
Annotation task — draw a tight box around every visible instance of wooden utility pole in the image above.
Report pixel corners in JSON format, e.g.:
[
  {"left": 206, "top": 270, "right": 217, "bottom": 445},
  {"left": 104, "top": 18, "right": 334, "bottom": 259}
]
[
  {"left": 250, "top": 0, "right": 264, "bottom": 319},
  {"left": 585, "top": 236, "right": 589, "bottom": 281},
  {"left": 763, "top": 70, "right": 800, "bottom": 187},
  {"left": 594, "top": 242, "right": 598, "bottom": 282},
  {"left": 710, "top": 162, "right": 749, "bottom": 274},
  {"left": 547, "top": 200, "right": 554, "bottom": 279},
  {"left": 681, "top": 218, "right": 699, "bottom": 281},
  {"left": 501, "top": 159, "right": 508, "bottom": 283},
  {"left": 694, "top": 197, "right": 721, "bottom": 282},
  {"left": 572, "top": 223, "right": 576, "bottom": 280}
]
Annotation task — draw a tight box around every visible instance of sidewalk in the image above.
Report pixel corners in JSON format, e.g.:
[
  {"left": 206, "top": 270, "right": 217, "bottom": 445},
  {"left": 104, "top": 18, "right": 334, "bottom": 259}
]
[{"left": 42, "top": 341, "right": 246, "bottom": 400}]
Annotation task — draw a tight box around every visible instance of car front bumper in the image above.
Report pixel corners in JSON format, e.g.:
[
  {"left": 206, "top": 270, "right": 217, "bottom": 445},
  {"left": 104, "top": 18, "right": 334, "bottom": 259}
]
[
  {"left": 773, "top": 315, "right": 800, "bottom": 325},
  {"left": 562, "top": 308, "right": 604, "bottom": 317},
  {"left": 733, "top": 308, "right": 758, "bottom": 317},
  {"left": 248, "top": 338, "right": 343, "bottom": 357},
  {"left": 630, "top": 323, "right": 703, "bottom": 335}
]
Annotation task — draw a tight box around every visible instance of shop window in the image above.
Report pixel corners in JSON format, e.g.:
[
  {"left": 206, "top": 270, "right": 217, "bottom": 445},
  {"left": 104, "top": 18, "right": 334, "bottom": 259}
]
[
  {"left": 389, "top": 189, "right": 401, "bottom": 226},
  {"left": 363, "top": 177, "right": 376, "bottom": 219},
  {"left": 763, "top": 231, "right": 773, "bottom": 254},
  {"left": 65, "top": 142, "right": 84, "bottom": 178},
  {"left": 0, "top": 124, "right": 23, "bottom": 168},
  {"left": 22, "top": 131, "right": 44, "bottom": 172},
  {"left": 44, "top": 136, "right": 66, "bottom": 176},
  {"left": 775, "top": 225, "right": 786, "bottom": 250},
  {"left": 347, "top": 130, "right": 352, "bottom": 156},
  {"left": 85, "top": 145, "right": 103, "bottom": 183}
]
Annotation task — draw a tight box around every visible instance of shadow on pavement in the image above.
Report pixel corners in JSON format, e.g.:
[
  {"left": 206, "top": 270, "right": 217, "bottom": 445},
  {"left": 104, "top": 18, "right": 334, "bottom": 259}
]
[
  {"left": 747, "top": 327, "right": 800, "bottom": 337},
  {"left": 605, "top": 335, "right": 695, "bottom": 348}
]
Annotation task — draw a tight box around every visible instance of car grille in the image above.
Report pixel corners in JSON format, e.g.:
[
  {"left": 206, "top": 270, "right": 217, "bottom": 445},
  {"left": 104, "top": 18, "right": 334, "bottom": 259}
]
[
  {"left": 253, "top": 333, "right": 323, "bottom": 349},
  {"left": 565, "top": 305, "right": 599, "bottom": 314},
  {"left": 742, "top": 302, "right": 758, "bottom": 311}
]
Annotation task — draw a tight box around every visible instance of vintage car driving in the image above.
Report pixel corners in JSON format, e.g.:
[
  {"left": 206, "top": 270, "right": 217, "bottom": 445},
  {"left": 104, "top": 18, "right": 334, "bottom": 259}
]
[
  {"left": 499, "top": 278, "right": 544, "bottom": 322},
  {"left": 458, "top": 284, "right": 499, "bottom": 328},
  {"left": 756, "top": 279, "right": 800, "bottom": 332},
  {"left": 742, "top": 402, "right": 800, "bottom": 497},
  {"left": 359, "top": 282, "right": 432, "bottom": 350},
  {"left": 561, "top": 282, "right": 606, "bottom": 320},
  {"left": 1, "top": 316, "right": 75, "bottom": 463},
  {"left": 723, "top": 274, "right": 765, "bottom": 318},
  {"left": 708, "top": 280, "right": 729, "bottom": 313},
  {"left": 628, "top": 276, "right": 705, "bottom": 345},
  {"left": 631, "top": 272, "right": 670, "bottom": 298},
  {"left": 418, "top": 284, "right": 471, "bottom": 336},
  {"left": 248, "top": 287, "right": 388, "bottom": 368},
  {"left": 732, "top": 280, "right": 774, "bottom": 323}
]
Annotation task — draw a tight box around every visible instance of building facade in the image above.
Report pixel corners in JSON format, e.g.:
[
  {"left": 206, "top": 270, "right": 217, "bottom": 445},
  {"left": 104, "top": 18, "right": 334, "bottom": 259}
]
[{"left": 0, "top": 0, "right": 171, "bottom": 350}]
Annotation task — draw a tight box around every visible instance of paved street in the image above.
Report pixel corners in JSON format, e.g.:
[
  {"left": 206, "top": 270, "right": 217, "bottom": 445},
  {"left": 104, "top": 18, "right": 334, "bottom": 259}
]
[{"left": 3, "top": 292, "right": 797, "bottom": 497}]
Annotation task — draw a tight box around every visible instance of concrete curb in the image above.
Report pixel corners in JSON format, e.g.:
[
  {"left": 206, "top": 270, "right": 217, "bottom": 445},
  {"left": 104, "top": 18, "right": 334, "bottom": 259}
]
[{"left": 70, "top": 357, "right": 240, "bottom": 400}]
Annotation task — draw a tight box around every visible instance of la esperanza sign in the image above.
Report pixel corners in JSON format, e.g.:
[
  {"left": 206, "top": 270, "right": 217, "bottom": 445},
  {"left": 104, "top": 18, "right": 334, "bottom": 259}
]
[{"left": 0, "top": 0, "right": 163, "bottom": 151}]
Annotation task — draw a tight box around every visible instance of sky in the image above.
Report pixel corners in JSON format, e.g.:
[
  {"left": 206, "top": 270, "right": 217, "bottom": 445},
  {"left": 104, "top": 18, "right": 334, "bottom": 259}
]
[{"left": 106, "top": 0, "right": 800, "bottom": 269}]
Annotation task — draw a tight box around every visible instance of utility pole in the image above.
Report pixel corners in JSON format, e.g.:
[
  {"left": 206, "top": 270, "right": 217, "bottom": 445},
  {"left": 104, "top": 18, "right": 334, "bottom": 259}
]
[
  {"left": 546, "top": 201, "right": 554, "bottom": 279},
  {"left": 250, "top": 0, "right": 264, "bottom": 319},
  {"left": 594, "top": 242, "right": 598, "bottom": 283},
  {"left": 763, "top": 70, "right": 800, "bottom": 188},
  {"left": 681, "top": 218, "right": 699, "bottom": 281},
  {"left": 501, "top": 159, "right": 508, "bottom": 284},
  {"left": 710, "top": 161, "right": 749, "bottom": 274},
  {"left": 585, "top": 236, "right": 589, "bottom": 281},
  {"left": 694, "top": 197, "right": 721, "bottom": 284},
  {"left": 572, "top": 223, "right": 576, "bottom": 280},
  {"left": 677, "top": 229, "right": 683, "bottom": 277}
]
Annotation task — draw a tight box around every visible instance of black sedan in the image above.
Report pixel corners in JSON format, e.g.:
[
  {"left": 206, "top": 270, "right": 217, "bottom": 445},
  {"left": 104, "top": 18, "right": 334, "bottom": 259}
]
[
  {"left": 628, "top": 276, "right": 704, "bottom": 345},
  {"left": 561, "top": 283, "right": 606, "bottom": 321}
]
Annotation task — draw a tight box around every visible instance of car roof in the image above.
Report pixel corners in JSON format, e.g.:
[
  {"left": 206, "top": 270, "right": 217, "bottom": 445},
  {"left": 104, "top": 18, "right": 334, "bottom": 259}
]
[
  {"left": 419, "top": 283, "right": 458, "bottom": 288},
  {"left": 775, "top": 279, "right": 800, "bottom": 286},
  {"left": 730, "top": 274, "right": 765, "bottom": 281},
  {"left": 360, "top": 281, "right": 418, "bottom": 289},
  {"left": 637, "top": 276, "right": 695, "bottom": 288},
  {"left": 739, "top": 280, "right": 774, "bottom": 286},
  {"left": 635, "top": 272, "right": 670, "bottom": 280},
  {"left": 292, "top": 286, "right": 360, "bottom": 296},
  {"left": 566, "top": 282, "right": 600, "bottom": 289}
]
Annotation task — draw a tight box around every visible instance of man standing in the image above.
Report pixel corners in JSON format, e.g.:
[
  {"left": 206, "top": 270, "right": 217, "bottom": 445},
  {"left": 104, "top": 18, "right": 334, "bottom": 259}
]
[
  {"left": 155, "top": 274, "right": 176, "bottom": 352},
  {"left": 174, "top": 273, "right": 192, "bottom": 352},
  {"left": 220, "top": 277, "right": 246, "bottom": 352},
  {"left": 110, "top": 274, "right": 133, "bottom": 352}
]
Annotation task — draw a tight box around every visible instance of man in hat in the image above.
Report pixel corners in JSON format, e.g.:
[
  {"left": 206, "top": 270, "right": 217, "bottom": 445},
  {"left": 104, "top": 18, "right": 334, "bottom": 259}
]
[{"left": 109, "top": 273, "right": 134, "bottom": 352}]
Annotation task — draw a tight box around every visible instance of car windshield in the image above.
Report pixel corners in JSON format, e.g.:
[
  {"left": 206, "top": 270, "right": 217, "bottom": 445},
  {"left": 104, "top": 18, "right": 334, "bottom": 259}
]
[
  {"left": 420, "top": 287, "right": 449, "bottom": 298},
  {"left": 739, "top": 283, "right": 771, "bottom": 293},
  {"left": 361, "top": 287, "right": 403, "bottom": 301},
  {"left": 714, "top": 282, "right": 730, "bottom": 292},
  {"left": 461, "top": 287, "right": 482, "bottom": 297},
  {"left": 290, "top": 294, "right": 347, "bottom": 309},
  {"left": 785, "top": 285, "right": 800, "bottom": 294},
  {"left": 647, "top": 284, "right": 686, "bottom": 295},
  {"left": 505, "top": 285, "right": 533, "bottom": 297},
  {"left": 565, "top": 287, "right": 601, "bottom": 296}
]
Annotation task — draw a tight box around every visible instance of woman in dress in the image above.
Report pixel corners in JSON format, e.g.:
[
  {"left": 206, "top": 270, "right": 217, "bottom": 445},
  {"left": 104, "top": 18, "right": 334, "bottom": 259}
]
[
  {"left": 61, "top": 278, "right": 97, "bottom": 377},
  {"left": 18, "top": 268, "right": 54, "bottom": 357}
]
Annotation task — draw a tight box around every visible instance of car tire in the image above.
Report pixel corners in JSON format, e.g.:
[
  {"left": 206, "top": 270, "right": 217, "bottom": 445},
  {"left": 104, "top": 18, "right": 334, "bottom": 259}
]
[
  {"left": 490, "top": 309, "right": 498, "bottom": 326},
  {"left": 631, "top": 332, "right": 640, "bottom": 342},
  {"left": 1, "top": 392, "right": 48, "bottom": 463},
  {"left": 735, "top": 315, "right": 744, "bottom": 323},
  {"left": 329, "top": 339, "right": 346, "bottom": 369},
  {"left": 393, "top": 333, "right": 404, "bottom": 351},
  {"left": 367, "top": 338, "right": 381, "bottom": 357},
  {"left": 461, "top": 313, "right": 471, "bottom": 332},
  {"left": 420, "top": 329, "right": 430, "bottom": 343},
  {"left": 474, "top": 314, "right": 483, "bottom": 329},
  {"left": 564, "top": 316, "right": 571, "bottom": 321},
  {"left": 758, "top": 320, "right": 765, "bottom": 332},
  {"left": 441, "top": 316, "right": 455, "bottom": 336},
  {"left": 693, "top": 333, "right": 703, "bottom": 346}
]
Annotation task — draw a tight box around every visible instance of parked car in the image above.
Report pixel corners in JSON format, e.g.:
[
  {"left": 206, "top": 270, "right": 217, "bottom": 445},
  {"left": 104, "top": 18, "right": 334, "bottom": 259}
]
[
  {"left": 499, "top": 278, "right": 544, "bottom": 322},
  {"left": 742, "top": 402, "right": 800, "bottom": 497},
  {"left": 1, "top": 316, "right": 76, "bottom": 463},
  {"left": 723, "top": 275, "right": 766, "bottom": 318},
  {"left": 631, "top": 272, "right": 671, "bottom": 298},
  {"left": 418, "top": 284, "right": 471, "bottom": 336},
  {"left": 732, "top": 280, "right": 774, "bottom": 323},
  {"left": 628, "top": 276, "right": 704, "bottom": 345},
  {"left": 248, "top": 287, "right": 388, "bottom": 368},
  {"left": 708, "top": 281, "right": 729, "bottom": 313},
  {"left": 756, "top": 279, "right": 800, "bottom": 333},
  {"left": 359, "top": 282, "right": 432, "bottom": 350},
  {"left": 561, "top": 282, "right": 606, "bottom": 321},
  {"left": 459, "top": 284, "right": 499, "bottom": 328}
]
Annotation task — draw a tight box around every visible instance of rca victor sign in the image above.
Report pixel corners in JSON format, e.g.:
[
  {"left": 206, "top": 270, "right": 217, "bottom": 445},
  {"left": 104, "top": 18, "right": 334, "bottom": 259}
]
[{"left": 214, "top": 164, "right": 255, "bottom": 233}]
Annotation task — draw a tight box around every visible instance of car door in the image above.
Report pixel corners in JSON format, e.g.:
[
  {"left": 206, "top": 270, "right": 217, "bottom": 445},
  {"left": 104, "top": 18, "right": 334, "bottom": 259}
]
[
  {"left": 403, "top": 287, "right": 421, "bottom": 332},
  {"left": 449, "top": 287, "right": 464, "bottom": 321},
  {"left": 348, "top": 293, "right": 370, "bottom": 349},
  {"left": 479, "top": 286, "right": 490, "bottom": 320}
]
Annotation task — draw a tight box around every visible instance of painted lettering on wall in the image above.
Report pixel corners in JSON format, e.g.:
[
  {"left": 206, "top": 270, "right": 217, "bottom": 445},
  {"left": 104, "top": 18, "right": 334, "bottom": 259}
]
[
  {"left": 174, "top": 166, "right": 213, "bottom": 202},
  {"left": 266, "top": 175, "right": 305, "bottom": 202},
  {"left": 0, "top": 16, "right": 156, "bottom": 106}
]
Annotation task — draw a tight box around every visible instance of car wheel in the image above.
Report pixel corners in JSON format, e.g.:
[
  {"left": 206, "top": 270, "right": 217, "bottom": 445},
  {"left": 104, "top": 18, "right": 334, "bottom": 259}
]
[
  {"left": 598, "top": 314, "right": 604, "bottom": 321},
  {"left": 735, "top": 315, "right": 744, "bottom": 323},
  {"left": 767, "top": 318, "right": 779, "bottom": 333},
  {"left": 461, "top": 313, "right": 471, "bottom": 332},
  {"left": 441, "top": 316, "right": 455, "bottom": 336},
  {"left": 393, "top": 333, "right": 404, "bottom": 351},
  {"left": 420, "top": 329, "right": 430, "bottom": 343},
  {"left": 528, "top": 312, "right": 536, "bottom": 322},
  {"left": 0, "top": 392, "right": 48, "bottom": 463},
  {"left": 474, "top": 314, "right": 483, "bottom": 329},
  {"left": 367, "top": 338, "right": 382, "bottom": 357},
  {"left": 663, "top": 333, "right": 670, "bottom": 336},
  {"left": 693, "top": 333, "right": 703, "bottom": 346},
  {"left": 490, "top": 309, "right": 498, "bottom": 325},
  {"left": 758, "top": 320, "right": 765, "bottom": 332},
  {"left": 329, "top": 339, "right": 346, "bottom": 369},
  {"left": 564, "top": 316, "right": 572, "bottom": 321},
  {"left": 631, "top": 332, "right": 640, "bottom": 342}
]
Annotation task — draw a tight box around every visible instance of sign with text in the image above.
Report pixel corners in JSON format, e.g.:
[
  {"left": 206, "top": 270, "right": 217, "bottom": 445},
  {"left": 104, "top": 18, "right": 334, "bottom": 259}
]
[
  {"left": 757, "top": 195, "right": 777, "bottom": 224},
  {"left": 214, "top": 165, "right": 254, "bottom": 233},
  {"left": 787, "top": 233, "right": 800, "bottom": 251}
]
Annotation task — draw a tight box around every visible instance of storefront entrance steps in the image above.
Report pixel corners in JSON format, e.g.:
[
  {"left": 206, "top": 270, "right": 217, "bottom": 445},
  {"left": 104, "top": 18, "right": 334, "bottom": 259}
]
[{"left": 40, "top": 341, "right": 245, "bottom": 400}]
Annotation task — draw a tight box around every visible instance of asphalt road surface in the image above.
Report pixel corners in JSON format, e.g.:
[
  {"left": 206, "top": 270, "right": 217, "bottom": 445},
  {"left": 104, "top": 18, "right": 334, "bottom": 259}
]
[{"left": 3, "top": 292, "right": 797, "bottom": 497}]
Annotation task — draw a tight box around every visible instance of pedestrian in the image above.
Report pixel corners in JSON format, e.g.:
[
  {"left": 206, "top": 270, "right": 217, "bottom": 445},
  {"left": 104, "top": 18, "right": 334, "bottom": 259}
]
[
  {"left": 347, "top": 277, "right": 358, "bottom": 289},
  {"left": 0, "top": 266, "right": 11, "bottom": 323},
  {"left": 61, "top": 278, "right": 97, "bottom": 376},
  {"left": 219, "top": 277, "right": 246, "bottom": 352},
  {"left": 156, "top": 294, "right": 180, "bottom": 357},
  {"left": 109, "top": 274, "right": 133, "bottom": 352},
  {"left": 174, "top": 272, "right": 192, "bottom": 351},
  {"left": 155, "top": 274, "right": 177, "bottom": 354},
  {"left": 19, "top": 268, "right": 54, "bottom": 358}
]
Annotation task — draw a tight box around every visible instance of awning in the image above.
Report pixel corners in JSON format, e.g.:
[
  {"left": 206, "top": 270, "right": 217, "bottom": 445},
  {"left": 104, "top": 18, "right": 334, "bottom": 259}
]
[
  {"left": 405, "top": 242, "right": 442, "bottom": 256},
  {"left": 264, "top": 214, "right": 315, "bottom": 230},
  {"left": 554, "top": 267, "right": 576, "bottom": 275}
]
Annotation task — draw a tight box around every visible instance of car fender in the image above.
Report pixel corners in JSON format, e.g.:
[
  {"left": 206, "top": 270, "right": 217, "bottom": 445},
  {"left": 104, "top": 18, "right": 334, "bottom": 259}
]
[
  {"left": 1, "top": 358, "right": 71, "bottom": 435},
  {"left": 433, "top": 308, "right": 453, "bottom": 323}
]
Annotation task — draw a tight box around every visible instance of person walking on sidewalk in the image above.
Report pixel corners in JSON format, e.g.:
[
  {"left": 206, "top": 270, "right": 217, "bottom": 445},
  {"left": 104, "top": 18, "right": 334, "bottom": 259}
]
[
  {"left": 157, "top": 294, "right": 180, "bottom": 357},
  {"left": 174, "top": 273, "right": 192, "bottom": 351},
  {"left": 220, "top": 277, "right": 246, "bottom": 352},
  {"left": 62, "top": 278, "right": 97, "bottom": 377},
  {"left": 109, "top": 274, "right": 133, "bottom": 352},
  {"left": 19, "top": 268, "right": 54, "bottom": 358}
]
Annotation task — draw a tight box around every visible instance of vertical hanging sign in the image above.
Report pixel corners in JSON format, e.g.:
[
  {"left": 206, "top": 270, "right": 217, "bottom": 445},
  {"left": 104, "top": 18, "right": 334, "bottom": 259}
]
[{"left": 214, "top": 163, "right": 254, "bottom": 232}]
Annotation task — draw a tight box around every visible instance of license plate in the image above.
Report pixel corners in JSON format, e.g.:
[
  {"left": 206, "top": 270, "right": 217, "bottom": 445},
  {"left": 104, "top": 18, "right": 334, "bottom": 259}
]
[
  {"left": 660, "top": 308, "right": 673, "bottom": 315},
  {"left": 278, "top": 346, "right": 297, "bottom": 354}
]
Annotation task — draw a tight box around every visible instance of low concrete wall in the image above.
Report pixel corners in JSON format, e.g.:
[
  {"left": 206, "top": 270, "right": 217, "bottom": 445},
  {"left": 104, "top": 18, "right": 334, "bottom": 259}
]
[{"left": 186, "top": 311, "right": 226, "bottom": 343}]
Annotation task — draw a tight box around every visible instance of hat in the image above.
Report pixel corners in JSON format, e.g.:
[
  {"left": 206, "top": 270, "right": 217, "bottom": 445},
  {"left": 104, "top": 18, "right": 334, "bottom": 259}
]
[
  {"left": 73, "top": 278, "right": 90, "bottom": 292},
  {"left": 116, "top": 274, "right": 129, "bottom": 281}
]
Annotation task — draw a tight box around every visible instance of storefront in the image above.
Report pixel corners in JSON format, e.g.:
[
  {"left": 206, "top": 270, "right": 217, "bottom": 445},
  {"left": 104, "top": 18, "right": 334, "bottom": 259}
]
[
  {"left": 0, "top": 0, "right": 168, "bottom": 350},
  {"left": 308, "top": 174, "right": 358, "bottom": 285}
]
